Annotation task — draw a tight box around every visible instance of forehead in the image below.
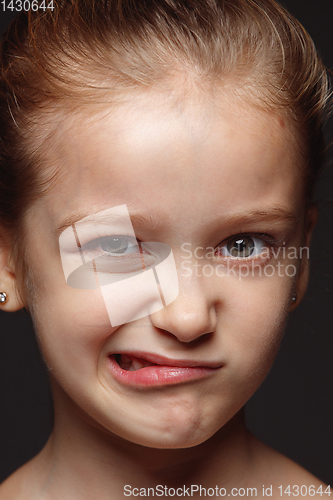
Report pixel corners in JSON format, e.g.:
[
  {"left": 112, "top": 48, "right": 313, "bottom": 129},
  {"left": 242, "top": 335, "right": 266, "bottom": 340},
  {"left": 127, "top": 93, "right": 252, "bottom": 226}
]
[{"left": 34, "top": 89, "right": 302, "bottom": 233}]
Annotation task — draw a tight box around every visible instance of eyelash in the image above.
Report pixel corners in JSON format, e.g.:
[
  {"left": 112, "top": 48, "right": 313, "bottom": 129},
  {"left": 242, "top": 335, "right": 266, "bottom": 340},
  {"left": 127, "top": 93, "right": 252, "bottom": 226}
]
[
  {"left": 81, "top": 233, "right": 277, "bottom": 263},
  {"left": 215, "top": 233, "right": 276, "bottom": 263},
  {"left": 82, "top": 235, "right": 142, "bottom": 259}
]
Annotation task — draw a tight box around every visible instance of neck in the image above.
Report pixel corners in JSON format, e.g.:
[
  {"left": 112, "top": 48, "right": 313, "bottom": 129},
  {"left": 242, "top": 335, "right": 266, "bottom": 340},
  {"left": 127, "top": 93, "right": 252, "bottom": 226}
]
[{"left": 34, "top": 382, "right": 254, "bottom": 499}]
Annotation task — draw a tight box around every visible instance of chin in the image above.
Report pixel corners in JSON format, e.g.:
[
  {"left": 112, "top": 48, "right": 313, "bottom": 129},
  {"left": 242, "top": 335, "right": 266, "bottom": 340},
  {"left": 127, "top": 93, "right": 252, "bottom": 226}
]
[
  {"left": 120, "top": 404, "right": 219, "bottom": 450},
  {"left": 128, "top": 427, "right": 212, "bottom": 450}
]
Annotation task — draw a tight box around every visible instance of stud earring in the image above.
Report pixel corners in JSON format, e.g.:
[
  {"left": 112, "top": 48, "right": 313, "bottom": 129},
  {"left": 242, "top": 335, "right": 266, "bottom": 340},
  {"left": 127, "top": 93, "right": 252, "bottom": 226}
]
[
  {"left": 292, "top": 292, "right": 297, "bottom": 303},
  {"left": 0, "top": 291, "right": 8, "bottom": 304}
]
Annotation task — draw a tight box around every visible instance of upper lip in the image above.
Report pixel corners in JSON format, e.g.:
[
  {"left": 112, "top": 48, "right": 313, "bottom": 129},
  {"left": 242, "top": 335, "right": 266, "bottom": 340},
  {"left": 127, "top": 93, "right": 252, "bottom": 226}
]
[{"left": 109, "top": 351, "right": 223, "bottom": 369}]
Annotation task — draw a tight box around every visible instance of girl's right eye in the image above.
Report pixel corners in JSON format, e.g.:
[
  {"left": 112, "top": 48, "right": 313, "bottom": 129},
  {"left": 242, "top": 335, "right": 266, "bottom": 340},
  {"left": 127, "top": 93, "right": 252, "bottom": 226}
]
[
  {"left": 83, "top": 235, "right": 140, "bottom": 258},
  {"left": 75, "top": 236, "right": 154, "bottom": 277},
  {"left": 100, "top": 236, "right": 133, "bottom": 255}
]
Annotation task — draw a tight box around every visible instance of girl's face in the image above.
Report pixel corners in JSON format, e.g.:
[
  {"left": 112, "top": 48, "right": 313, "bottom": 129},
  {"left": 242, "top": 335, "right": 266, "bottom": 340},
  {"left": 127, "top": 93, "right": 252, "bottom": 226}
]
[{"left": 21, "top": 89, "right": 311, "bottom": 448}]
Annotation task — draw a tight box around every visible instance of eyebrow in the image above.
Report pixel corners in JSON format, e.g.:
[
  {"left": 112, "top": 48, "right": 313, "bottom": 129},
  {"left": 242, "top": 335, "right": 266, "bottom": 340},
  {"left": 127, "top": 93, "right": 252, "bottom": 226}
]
[
  {"left": 55, "top": 209, "right": 168, "bottom": 234},
  {"left": 222, "top": 208, "right": 298, "bottom": 228},
  {"left": 56, "top": 206, "right": 298, "bottom": 235}
]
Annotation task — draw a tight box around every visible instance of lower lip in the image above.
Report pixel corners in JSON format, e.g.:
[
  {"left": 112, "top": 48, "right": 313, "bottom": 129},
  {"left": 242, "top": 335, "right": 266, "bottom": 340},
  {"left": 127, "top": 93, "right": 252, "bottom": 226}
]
[{"left": 108, "top": 356, "right": 219, "bottom": 387}]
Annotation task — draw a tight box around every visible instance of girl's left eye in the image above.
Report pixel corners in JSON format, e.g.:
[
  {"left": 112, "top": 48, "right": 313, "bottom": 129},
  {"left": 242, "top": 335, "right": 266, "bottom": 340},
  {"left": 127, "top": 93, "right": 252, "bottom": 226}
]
[{"left": 216, "top": 235, "right": 267, "bottom": 259}]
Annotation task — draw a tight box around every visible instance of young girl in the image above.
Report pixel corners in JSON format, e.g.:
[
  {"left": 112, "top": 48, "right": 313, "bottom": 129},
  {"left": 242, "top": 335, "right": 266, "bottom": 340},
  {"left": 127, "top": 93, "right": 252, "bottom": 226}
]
[{"left": 0, "top": 0, "right": 331, "bottom": 498}]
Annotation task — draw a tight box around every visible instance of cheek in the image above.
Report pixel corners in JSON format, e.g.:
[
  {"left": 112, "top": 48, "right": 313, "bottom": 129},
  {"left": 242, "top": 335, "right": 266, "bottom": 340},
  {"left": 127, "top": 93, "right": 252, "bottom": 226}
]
[
  {"left": 28, "top": 272, "right": 114, "bottom": 387},
  {"left": 216, "top": 272, "right": 293, "bottom": 396}
]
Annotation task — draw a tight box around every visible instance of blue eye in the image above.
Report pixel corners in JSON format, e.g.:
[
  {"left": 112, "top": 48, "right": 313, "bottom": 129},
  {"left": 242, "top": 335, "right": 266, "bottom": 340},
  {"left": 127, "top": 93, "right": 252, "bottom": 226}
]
[
  {"left": 218, "top": 235, "right": 266, "bottom": 259},
  {"left": 84, "top": 235, "right": 140, "bottom": 257},
  {"left": 100, "top": 237, "right": 133, "bottom": 254}
]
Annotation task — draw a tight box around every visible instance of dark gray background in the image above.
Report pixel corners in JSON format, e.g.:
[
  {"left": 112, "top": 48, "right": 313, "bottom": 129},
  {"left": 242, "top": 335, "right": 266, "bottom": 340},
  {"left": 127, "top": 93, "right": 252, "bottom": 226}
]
[{"left": 1, "top": 0, "right": 333, "bottom": 486}]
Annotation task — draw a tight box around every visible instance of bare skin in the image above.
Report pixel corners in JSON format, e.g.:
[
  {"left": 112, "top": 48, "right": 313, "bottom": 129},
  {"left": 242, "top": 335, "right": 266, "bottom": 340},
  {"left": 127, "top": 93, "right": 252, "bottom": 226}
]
[
  {"left": 0, "top": 418, "right": 326, "bottom": 499},
  {"left": 0, "top": 87, "right": 328, "bottom": 499}
]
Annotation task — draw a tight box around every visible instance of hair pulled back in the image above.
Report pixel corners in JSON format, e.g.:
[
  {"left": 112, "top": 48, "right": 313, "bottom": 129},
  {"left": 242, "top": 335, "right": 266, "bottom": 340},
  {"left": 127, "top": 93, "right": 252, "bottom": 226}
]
[{"left": 0, "top": 0, "right": 331, "bottom": 264}]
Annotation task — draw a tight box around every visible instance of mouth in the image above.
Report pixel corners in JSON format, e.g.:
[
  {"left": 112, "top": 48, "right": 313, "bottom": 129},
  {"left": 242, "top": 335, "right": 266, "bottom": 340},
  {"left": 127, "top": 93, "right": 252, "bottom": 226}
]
[
  {"left": 108, "top": 353, "right": 222, "bottom": 387},
  {"left": 115, "top": 353, "right": 160, "bottom": 371}
]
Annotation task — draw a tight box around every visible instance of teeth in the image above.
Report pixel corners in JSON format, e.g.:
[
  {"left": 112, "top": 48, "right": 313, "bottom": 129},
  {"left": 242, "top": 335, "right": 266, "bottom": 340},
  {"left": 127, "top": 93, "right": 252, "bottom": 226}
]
[
  {"left": 117, "top": 354, "right": 155, "bottom": 371},
  {"left": 118, "top": 354, "right": 145, "bottom": 371},
  {"left": 131, "top": 359, "right": 145, "bottom": 371}
]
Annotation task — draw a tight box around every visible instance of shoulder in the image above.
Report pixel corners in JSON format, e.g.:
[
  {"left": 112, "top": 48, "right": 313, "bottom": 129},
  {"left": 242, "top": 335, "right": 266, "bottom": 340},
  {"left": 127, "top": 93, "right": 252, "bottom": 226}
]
[
  {"left": 0, "top": 436, "right": 55, "bottom": 499},
  {"left": 0, "top": 458, "right": 44, "bottom": 500},
  {"left": 0, "top": 466, "right": 28, "bottom": 500},
  {"left": 248, "top": 433, "right": 332, "bottom": 499}
]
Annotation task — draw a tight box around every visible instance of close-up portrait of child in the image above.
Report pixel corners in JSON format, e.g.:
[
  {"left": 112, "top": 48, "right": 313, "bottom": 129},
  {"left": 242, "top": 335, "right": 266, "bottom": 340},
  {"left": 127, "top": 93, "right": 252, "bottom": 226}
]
[{"left": 0, "top": 0, "right": 332, "bottom": 498}]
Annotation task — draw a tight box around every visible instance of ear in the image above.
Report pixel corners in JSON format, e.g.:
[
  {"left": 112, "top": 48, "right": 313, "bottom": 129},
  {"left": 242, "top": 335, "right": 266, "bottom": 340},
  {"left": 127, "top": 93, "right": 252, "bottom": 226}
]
[
  {"left": 0, "top": 239, "right": 26, "bottom": 312},
  {"left": 290, "top": 205, "right": 318, "bottom": 311}
]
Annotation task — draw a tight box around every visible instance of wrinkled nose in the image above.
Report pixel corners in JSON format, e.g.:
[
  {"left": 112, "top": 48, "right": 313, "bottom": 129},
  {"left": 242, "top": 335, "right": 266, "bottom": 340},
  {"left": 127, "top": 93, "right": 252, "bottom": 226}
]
[{"left": 150, "top": 272, "right": 217, "bottom": 343}]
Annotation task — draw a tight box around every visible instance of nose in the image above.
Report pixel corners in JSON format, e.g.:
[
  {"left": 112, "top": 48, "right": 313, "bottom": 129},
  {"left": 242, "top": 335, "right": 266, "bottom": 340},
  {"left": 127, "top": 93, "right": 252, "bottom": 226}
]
[{"left": 150, "top": 275, "right": 217, "bottom": 343}]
